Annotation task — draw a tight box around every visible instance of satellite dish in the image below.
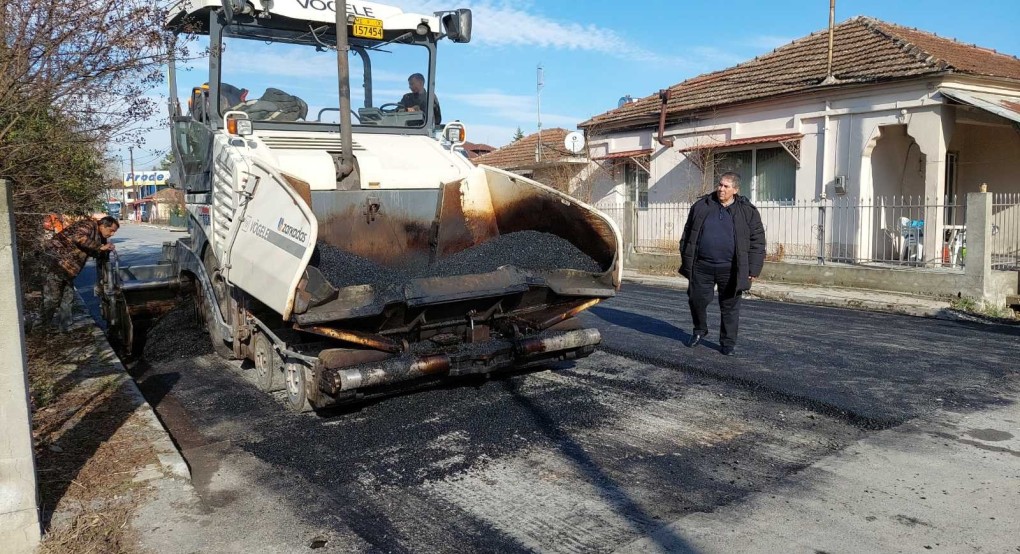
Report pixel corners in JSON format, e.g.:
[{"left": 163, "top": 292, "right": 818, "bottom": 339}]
[{"left": 563, "top": 131, "right": 586, "bottom": 154}]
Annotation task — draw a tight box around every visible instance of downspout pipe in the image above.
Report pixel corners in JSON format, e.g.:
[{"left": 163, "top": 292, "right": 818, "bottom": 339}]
[
  {"left": 335, "top": 0, "right": 355, "bottom": 178},
  {"left": 657, "top": 89, "right": 674, "bottom": 148}
]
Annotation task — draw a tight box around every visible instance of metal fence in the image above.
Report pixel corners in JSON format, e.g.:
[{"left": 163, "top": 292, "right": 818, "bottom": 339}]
[
  {"left": 992, "top": 193, "right": 1020, "bottom": 270},
  {"left": 809, "top": 195, "right": 966, "bottom": 268},
  {"left": 596, "top": 194, "right": 1020, "bottom": 270}
]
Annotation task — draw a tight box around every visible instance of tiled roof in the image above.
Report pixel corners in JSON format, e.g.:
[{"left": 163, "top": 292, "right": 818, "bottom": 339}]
[
  {"left": 580, "top": 16, "right": 1020, "bottom": 131},
  {"left": 472, "top": 128, "right": 573, "bottom": 169},
  {"left": 141, "top": 188, "right": 184, "bottom": 203},
  {"left": 592, "top": 148, "right": 653, "bottom": 160},
  {"left": 461, "top": 141, "right": 495, "bottom": 159}
]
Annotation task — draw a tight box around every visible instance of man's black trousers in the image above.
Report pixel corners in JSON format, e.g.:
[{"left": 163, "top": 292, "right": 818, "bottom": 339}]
[{"left": 687, "top": 262, "right": 742, "bottom": 348}]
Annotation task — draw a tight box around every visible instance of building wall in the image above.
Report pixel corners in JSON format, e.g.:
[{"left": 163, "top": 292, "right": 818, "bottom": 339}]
[
  {"left": 589, "top": 81, "right": 955, "bottom": 203},
  {"left": 949, "top": 122, "right": 1020, "bottom": 193},
  {"left": 869, "top": 124, "right": 926, "bottom": 198}
]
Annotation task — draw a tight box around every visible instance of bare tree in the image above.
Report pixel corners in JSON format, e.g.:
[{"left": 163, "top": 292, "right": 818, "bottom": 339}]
[
  {"left": 0, "top": 0, "right": 173, "bottom": 149},
  {"left": 0, "top": 0, "right": 180, "bottom": 280}
]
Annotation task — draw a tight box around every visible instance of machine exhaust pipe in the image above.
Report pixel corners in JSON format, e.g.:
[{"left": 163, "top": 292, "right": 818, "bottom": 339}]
[
  {"left": 321, "top": 328, "right": 602, "bottom": 394},
  {"left": 516, "top": 328, "right": 601, "bottom": 356},
  {"left": 327, "top": 354, "right": 452, "bottom": 393}
]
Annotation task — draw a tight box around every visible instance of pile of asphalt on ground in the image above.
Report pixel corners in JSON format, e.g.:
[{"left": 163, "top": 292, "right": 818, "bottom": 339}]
[
  {"left": 315, "top": 230, "right": 602, "bottom": 289},
  {"left": 142, "top": 298, "right": 213, "bottom": 362}
]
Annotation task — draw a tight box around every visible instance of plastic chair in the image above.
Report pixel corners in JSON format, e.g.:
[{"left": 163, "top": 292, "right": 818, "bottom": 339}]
[{"left": 899, "top": 217, "right": 923, "bottom": 262}]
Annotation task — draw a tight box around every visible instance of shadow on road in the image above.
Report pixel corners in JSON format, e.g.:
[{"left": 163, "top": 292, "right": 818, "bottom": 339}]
[{"left": 590, "top": 305, "right": 691, "bottom": 343}]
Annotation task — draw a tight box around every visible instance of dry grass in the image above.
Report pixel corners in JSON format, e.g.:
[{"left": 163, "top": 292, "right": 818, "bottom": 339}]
[
  {"left": 765, "top": 243, "right": 786, "bottom": 263},
  {"left": 27, "top": 325, "right": 160, "bottom": 554}
]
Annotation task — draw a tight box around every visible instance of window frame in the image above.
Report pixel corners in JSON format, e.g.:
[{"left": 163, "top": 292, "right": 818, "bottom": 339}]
[
  {"left": 713, "top": 144, "right": 797, "bottom": 204},
  {"left": 624, "top": 162, "right": 650, "bottom": 210}
]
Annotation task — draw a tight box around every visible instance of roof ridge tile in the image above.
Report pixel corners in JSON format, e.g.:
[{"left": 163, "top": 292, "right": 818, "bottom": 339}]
[{"left": 860, "top": 17, "right": 953, "bottom": 72}]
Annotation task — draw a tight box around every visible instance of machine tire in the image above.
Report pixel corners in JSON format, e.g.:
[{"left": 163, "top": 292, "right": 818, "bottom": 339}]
[
  {"left": 252, "top": 332, "right": 283, "bottom": 392},
  {"left": 284, "top": 361, "right": 313, "bottom": 413}
]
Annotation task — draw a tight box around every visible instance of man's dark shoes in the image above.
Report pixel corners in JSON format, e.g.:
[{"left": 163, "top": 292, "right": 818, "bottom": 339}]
[
  {"left": 685, "top": 333, "right": 704, "bottom": 348},
  {"left": 720, "top": 345, "right": 735, "bottom": 356}
]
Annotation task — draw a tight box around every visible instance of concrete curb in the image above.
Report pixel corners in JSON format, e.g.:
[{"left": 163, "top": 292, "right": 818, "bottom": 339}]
[
  {"left": 72, "top": 290, "right": 191, "bottom": 481},
  {"left": 133, "top": 223, "right": 187, "bottom": 233}
]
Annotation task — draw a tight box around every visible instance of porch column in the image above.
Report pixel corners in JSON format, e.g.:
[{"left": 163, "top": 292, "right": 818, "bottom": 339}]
[
  {"left": 964, "top": 190, "right": 993, "bottom": 302},
  {"left": 907, "top": 107, "right": 954, "bottom": 264}
]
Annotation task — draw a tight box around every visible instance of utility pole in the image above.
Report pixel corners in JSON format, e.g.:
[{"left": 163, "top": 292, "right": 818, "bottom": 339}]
[
  {"left": 128, "top": 147, "right": 138, "bottom": 221},
  {"left": 536, "top": 64, "right": 543, "bottom": 163}
]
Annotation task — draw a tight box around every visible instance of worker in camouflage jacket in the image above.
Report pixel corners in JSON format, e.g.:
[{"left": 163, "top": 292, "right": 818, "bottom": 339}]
[{"left": 36, "top": 216, "right": 119, "bottom": 331}]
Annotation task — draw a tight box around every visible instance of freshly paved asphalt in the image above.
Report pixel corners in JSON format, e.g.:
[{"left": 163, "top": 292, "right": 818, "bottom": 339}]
[
  {"left": 76, "top": 224, "right": 1020, "bottom": 553},
  {"left": 582, "top": 282, "right": 1020, "bottom": 426}
]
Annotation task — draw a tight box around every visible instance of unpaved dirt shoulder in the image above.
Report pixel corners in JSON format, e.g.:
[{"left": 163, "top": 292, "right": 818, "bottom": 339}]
[{"left": 27, "top": 291, "right": 189, "bottom": 554}]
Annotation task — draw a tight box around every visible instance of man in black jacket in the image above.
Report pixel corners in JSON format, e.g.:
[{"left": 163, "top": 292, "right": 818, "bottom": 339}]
[{"left": 678, "top": 172, "right": 766, "bottom": 355}]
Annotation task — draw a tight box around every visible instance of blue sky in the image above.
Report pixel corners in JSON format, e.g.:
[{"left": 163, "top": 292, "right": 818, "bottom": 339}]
[{"left": 116, "top": 0, "right": 1019, "bottom": 171}]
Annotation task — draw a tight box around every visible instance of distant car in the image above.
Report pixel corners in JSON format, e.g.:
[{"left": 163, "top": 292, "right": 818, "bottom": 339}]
[{"left": 106, "top": 200, "right": 122, "bottom": 220}]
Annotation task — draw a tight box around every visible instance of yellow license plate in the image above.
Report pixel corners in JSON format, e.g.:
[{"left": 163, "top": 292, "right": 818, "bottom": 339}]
[{"left": 352, "top": 17, "right": 383, "bottom": 40}]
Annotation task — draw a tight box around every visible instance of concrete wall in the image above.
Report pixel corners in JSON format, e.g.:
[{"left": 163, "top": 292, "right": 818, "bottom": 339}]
[
  {"left": 627, "top": 251, "right": 1017, "bottom": 303},
  {"left": 0, "top": 180, "right": 41, "bottom": 553},
  {"left": 870, "top": 124, "right": 926, "bottom": 198},
  {"left": 949, "top": 116, "right": 1020, "bottom": 193}
]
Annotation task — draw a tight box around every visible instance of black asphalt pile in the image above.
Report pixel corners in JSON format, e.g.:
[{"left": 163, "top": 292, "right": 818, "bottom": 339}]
[
  {"left": 314, "top": 230, "right": 602, "bottom": 289},
  {"left": 313, "top": 241, "right": 396, "bottom": 289},
  {"left": 142, "top": 299, "right": 213, "bottom": 362},
  {"left": 438, "top": 230, "right": 602, "bottom": 275}
]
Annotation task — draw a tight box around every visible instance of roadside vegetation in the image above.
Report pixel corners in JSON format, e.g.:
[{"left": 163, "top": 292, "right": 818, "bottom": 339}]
[
  {"left": 1, "top": 0, "right": 181, "bottom": 282},
  {"left": 25, "top": 296, "right": 159, "bottom": 554},
  {"left": 950, "top": 296, "right": 1019, "bottom": 322}
]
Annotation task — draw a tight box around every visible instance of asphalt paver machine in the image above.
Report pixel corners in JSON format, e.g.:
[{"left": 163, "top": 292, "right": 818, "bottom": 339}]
[{"left": 98, "top": 0, "right": 622, "bottom": 411}]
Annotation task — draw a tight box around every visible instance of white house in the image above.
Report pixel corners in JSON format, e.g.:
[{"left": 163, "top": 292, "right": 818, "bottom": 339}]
[{"left": 579, "top": 16, "right": 1020, "bottom": 266}]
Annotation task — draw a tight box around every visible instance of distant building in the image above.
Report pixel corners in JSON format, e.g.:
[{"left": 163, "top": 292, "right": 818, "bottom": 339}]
[
  {"left": 579, "top": 16, "right": 1020, "bottom": 260},
  {"left": 471, "top": 128, "right": 590, "bottom": 193},
  {"left": 460, "top": 141, "right": 496, "bottom": 159}
]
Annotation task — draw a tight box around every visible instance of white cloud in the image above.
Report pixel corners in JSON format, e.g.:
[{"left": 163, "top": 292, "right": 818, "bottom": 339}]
[
  {"left": 387, "top": 0, "right": 683, "bottom": 64},
  {"left": 446, "top": 90, "right": 582, "bottom": 129}
]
